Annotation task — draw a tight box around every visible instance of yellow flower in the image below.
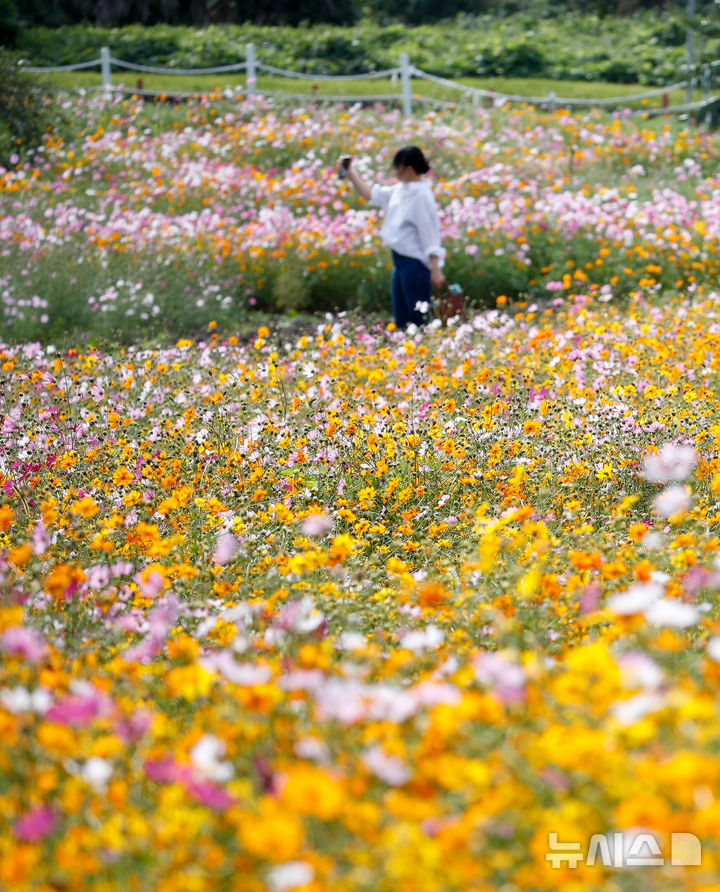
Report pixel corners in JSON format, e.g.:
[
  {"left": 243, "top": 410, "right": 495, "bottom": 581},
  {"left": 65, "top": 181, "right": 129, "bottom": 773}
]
[
  {"left": 165, "top": 664, "right": 213, "bottom": 700},
  {"left": 70, "top": 496, "right": 99, "bottom": 518},
  {"left": 280, "top": 765, "right": 345, "bottom": 820},
  {"left": 237, "top": 798, "right": 304, "bottom": 861}
]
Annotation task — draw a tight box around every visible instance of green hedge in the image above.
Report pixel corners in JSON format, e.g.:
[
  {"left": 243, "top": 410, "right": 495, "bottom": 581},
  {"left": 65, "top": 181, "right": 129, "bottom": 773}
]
[
  {"left": 14, "top": 12, "right": 711, "bottom": 85},
  {"left": 0, "top": 49, "right": 51, "bottom": 167}
]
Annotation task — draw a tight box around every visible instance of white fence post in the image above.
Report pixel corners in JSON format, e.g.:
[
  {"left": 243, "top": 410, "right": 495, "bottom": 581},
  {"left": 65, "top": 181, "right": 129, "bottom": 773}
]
[
  {"left": 246, "top": 43, "right": 257, "bottom": 98},
  {"left": 686, "top": 0, "right": 696, "bottom": 105},
  {"left": 400, "top": 52, "right": 412, "bottom": 118},
  {"left": 100, "top": 46, "right": 111, "bottom": 93}
]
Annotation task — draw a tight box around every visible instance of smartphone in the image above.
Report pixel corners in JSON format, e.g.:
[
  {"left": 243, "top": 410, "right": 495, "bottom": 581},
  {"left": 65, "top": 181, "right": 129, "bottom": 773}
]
[{"left": 338, "top": 156, "right": 352, "bottom": 179}]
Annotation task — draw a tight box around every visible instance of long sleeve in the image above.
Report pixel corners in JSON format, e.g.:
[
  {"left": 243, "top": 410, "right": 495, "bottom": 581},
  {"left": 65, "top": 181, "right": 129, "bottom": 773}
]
[
  {"left": 370, "top": 184, "right": 393, "bottom": 210},
  {"left": 414, "top": 190, "right": 445, "bottom": 266}
]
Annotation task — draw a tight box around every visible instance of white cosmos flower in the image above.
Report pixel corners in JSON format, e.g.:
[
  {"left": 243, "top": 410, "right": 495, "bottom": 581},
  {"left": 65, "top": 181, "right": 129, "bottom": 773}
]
[
  {"left": 190, "top": 734, "right": 234, "bottom": 783},
  {"left": 706, "top": 637, "right": 720, "bottom": 662},
  {"left": 653, "top": 485, "right": 691, "bottom": 518},
  {"left": 643, "top": 443, "right": 697, "bottom": 483},
  {"left": 644, "top": 598, "right": 700, "bottom": 628},
  {"left": 606, "top": 582, "right": 664, "bottom": 615},
  {"left": 399, "top": 624, "right": 444, "bottom": 652},
  {"left": 611, "top": 692, "right": 665, "bottom": 725},
  {"left": 79, "top": 756, "right": 113, "bottom": 791},
  {"left": 266, "top": 861, "right": 314, "bottom": 891}
]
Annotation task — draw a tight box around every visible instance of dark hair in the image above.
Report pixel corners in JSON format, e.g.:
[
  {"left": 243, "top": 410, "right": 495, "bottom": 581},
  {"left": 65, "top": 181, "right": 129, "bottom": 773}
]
[{"left": 392, "top": 146, "right": 430, "bottom": 175}]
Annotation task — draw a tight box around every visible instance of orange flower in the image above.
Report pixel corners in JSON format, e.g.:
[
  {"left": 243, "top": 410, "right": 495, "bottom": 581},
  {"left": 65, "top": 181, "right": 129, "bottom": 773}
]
[
  {"left": 8, "top": 543, "right": 32, "bottom": 566},
  {"left": 0, "top": 504, "right": 14, "bottom": 531},
  {"left": 569, "top": 550, "right": 603, "bottom": 571},
  {"left": 418, "top": 581, "right": 449, "bottom": 607},
  {"left": 634, "top": 559, "right": 653, "bottom": 582},
  {"left": 280, "top": 765, "right": 344, "bottom": 820},
  {"left": 44, "top": 563, "right": 86, "bottom": 600},
  {"left": 70, "top": 496, "right": 99, "bottom": 519}
]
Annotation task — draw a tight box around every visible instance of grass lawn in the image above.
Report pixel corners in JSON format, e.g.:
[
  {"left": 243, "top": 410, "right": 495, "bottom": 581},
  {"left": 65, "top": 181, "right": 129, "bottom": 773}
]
[{"left": 41, "top": 69, "right": 701, "bottom": 109}]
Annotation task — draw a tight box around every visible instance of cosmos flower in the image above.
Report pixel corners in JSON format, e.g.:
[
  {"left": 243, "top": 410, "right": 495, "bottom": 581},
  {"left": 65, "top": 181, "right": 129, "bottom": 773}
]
[
  {"left": 643, "top": 443, "right": 697, "bottom": 483},
  {"left": 0, "top": 626, "right": 47, "bottom": 664}
]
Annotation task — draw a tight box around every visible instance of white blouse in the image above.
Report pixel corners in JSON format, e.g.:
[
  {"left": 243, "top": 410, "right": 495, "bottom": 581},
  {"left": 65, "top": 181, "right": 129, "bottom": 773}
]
[{"left": 370, "top": 180, "right": 445, "bottom": 269}]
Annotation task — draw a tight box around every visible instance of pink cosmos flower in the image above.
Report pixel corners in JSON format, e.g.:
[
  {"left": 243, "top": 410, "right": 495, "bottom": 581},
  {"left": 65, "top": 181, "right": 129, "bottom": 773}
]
[
  {"left": 579, "top": 582, "right": 602, "bottom": 615},
  {"left": 300, "top": 512, "right": 334, "bottom": 537},
  {"left": 185, "top": 779, "right": 234, "bottom": 811},
  {"left": 145, "top": 755, "right": 234, "bottom": 811},
  {"left": 275, "top": 598, "right": 326, "bottom": 634},
  {"left": 0, "top": 626, "right": 47, "bottom": 664},
  {"left": 147, "top": 594, "right": 181, "bottom": 638},
  {"left": 412, "top": 681, "right": 462, "bottom": 707},
  {"left": 134, "top": 568, "right": 165, "bottom": 597},
  {"left": 213, "top": 532, "right": 238, "bottom": 564},
  {"left": 362, "top": 745, "right": 411, "bottom": 786},
  {"left": 474, "top": 652, "right": 526, "bottom": 703},
  {"left": 122, "top": 634, "right": 164, "bottom": 664},
  {"left": 681, "top": 565, "right": 711, "bottom": 597},
  {"left": 145, "top": 756, "right": 188, "bottom": 785},
  {"left": 14, "top": 805, "right": 58, "bottom": 842},
  {"left": 200, "top": 650, "right": 272, "bottom": 686},
  {"left": 32, "top": 520, "right": 49, "bottom": 556},
  {"left": 46, "top": 685, "right": 111, "bottom": 726},
  {"left": 114, "top": 708, "right": 153, "bottom": 743}
]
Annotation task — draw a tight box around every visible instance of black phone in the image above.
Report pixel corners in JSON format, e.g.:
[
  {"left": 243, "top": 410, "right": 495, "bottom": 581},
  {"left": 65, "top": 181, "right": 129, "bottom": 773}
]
[{"left": 338, "top": 156, "right": 352, "bottom": 179}]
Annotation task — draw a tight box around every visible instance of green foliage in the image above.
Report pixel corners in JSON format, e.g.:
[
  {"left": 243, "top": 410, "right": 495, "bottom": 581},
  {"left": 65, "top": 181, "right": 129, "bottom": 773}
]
[
  {"left": 10, "top": 0, "right": 689, "bottom": 28},
  {"left": 0, "top": 0, "right": 20, "bottom": 45},
  {"left": 15, "top": 11, "right": 708, "bottom": 85},
  {"left": 371, "top": 0, "right": 495, "bottom": 25},
  {"left": 0, "top": 49, "right": 52, "bottom": 167}
]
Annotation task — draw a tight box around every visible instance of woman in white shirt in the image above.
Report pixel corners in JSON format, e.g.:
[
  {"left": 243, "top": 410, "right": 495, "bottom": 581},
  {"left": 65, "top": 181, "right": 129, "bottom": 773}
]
[{"left": 343, "top": 146, "right": 446, "bottom": 330}]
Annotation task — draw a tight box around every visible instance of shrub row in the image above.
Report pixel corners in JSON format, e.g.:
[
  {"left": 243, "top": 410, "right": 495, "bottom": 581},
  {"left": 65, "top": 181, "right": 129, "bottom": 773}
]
[{"left": 14, "top": 13, "right": 715, "bottom": 85}]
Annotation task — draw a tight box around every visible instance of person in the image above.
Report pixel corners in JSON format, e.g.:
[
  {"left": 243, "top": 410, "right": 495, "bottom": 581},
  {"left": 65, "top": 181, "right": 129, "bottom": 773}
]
[{"left": 342, "top": 146, "right": 446, "bottom": 330}]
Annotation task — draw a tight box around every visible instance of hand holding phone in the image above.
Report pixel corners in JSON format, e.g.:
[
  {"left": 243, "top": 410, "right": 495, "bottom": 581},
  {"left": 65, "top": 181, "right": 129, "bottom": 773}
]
[{"left": 338, "top": 156, "right": 352, "bottom": 180}]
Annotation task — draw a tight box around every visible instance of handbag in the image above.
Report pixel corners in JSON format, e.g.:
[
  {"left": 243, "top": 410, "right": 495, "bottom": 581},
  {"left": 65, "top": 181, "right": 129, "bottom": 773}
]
[{"left": 434, "top": 284, "right": 466, "bottom": 325}]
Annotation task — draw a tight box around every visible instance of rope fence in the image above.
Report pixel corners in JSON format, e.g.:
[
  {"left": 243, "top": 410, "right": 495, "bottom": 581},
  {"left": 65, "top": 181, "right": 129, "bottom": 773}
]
[
  {"left": 109, "top": 57, "right": 248, "bottom": 75},
  {"left": 20, "top": 43, "right": 720, "bottom": 119}
]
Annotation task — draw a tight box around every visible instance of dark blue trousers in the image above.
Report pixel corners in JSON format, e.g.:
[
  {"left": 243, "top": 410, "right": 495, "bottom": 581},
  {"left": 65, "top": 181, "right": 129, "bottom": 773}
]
[{"left": 391, "top": 250, "right": 432, "bottom": 329}]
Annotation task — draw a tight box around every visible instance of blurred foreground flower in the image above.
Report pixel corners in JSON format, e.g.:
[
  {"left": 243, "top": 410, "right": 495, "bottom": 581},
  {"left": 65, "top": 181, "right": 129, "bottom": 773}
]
[
  {"left": 14, "top": 805, "right": 58, "bottom": 842},
  {"left": 267, "top": 862, "right": 315, "bottom": 892},
  {"left": 643, "top": 443, "right": 697, "bottom": 483},
  {"left": 0, "top": 625, "right": 46, "bottom": 663},
  {"left": 653, "top": 485, "right": 691, "bottom": 518},
  {"left": 300, "top": 512, "right": 334, "bottom": 537},
  {"left": 213, "top": 532, "right": 238, "bottom": 564}
]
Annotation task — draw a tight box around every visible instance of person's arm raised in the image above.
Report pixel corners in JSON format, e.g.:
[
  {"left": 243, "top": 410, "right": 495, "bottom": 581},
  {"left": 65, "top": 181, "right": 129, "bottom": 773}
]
[{"left": 344, "top": 161, "right": 372, "bottom": 201}]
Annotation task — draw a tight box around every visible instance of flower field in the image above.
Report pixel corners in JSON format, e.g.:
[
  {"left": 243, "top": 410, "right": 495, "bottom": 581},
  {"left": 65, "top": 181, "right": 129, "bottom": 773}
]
[
  {"left": 2, "top": 93, "right": 720, "bottom": 340},
  {"left": 2, "top": 294, "right": 720, "bottom": 891},
  {"left": 4, "top": 95, "right": 720, "bottom": 891}
]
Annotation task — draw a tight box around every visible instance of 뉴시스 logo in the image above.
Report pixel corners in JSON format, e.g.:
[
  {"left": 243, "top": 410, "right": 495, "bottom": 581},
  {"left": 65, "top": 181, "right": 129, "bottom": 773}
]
[{"left": 546, "top": 831, "right": 702, "bottom": 869}]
